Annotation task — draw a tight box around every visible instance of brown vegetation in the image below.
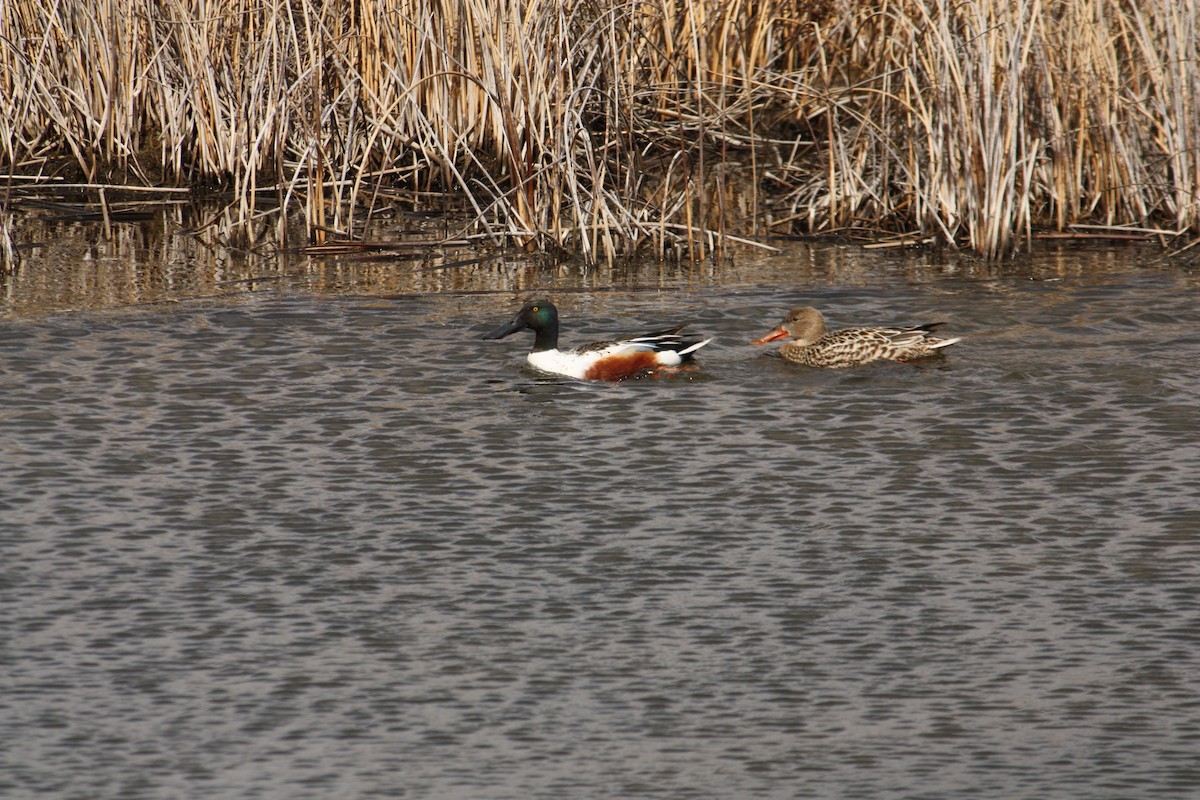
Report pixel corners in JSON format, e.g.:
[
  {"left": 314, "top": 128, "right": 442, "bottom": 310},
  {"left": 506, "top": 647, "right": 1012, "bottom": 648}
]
[{"left": 2, "top": 0, "right": 1197, "bottom": 266}]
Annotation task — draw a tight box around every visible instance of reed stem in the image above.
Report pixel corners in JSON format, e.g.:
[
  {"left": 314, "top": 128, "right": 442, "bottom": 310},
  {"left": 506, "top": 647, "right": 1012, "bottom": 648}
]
[{"left": 1, "top": 0, "right": 1195, "bottom": 262}]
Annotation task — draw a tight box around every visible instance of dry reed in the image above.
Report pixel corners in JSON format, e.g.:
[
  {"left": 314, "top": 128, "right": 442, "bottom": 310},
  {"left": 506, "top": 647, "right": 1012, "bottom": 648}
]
[{"left": 1, "top": 0, "right": 1196, "bottom": 263}]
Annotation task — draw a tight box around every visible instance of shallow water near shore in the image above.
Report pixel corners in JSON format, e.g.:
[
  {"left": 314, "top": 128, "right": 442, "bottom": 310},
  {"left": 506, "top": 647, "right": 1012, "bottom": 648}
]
[{"left": 3, "top": 235, "right": 1200, "bottom": 798}]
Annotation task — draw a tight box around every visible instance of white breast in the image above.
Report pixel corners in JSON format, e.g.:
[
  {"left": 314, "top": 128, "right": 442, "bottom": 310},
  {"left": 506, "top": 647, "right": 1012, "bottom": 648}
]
[{"left": 527, "top": 349, "right": 594, "bottom": 378}]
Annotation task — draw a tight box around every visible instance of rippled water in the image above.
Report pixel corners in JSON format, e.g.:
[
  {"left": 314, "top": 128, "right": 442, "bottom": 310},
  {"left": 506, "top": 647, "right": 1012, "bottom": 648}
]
[{"left": 3, "top": 246, "right": 1200, "bottom": 798}]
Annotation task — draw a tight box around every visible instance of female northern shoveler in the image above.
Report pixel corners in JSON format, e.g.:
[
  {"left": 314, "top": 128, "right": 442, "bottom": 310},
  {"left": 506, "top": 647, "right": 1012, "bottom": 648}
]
[
  {"left": 483, "top": 298, "right": 711, "bottom": 380},
  {"left": 750, "top": 306, "right": 960, "bottom": 368}
]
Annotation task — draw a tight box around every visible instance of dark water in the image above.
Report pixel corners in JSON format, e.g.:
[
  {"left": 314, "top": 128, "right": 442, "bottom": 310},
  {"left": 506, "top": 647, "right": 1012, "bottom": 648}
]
[{"left": 3, "top": 244, "right": 1200, "bottom": 798}]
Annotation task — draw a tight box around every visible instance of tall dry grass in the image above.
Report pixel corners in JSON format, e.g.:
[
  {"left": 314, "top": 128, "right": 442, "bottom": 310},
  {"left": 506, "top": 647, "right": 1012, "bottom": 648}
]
[
  {"left": 1, "top": 0, "right": 1197, "bottom": 264},
  {"left": 794, "top": 0, "right": 1200, "bottom": 257}
]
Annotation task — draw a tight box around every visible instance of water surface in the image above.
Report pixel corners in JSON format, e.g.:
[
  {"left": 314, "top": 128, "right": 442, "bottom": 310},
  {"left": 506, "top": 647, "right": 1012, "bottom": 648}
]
[{"left": 3, "top": 242, "right": 1199, "bottom": 799}]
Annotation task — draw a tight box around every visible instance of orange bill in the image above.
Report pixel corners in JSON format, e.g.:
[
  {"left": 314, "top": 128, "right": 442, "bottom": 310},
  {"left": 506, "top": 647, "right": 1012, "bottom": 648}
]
[{"left": 750, "top": 327, "right": 789, "bottom": 345}]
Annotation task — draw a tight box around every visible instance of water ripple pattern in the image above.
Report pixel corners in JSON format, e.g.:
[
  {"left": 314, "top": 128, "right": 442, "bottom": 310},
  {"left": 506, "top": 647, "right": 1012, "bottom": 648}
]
[{"left": 2, "top": 274, "right": 1199, "bottom": 799}]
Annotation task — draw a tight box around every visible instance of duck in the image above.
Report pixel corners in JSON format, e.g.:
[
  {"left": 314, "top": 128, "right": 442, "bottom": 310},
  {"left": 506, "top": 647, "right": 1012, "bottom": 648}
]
[
  {"left": 483, "top": 298, "right": 711, "bottom": 380},
  {"left": 750, "top": 306, "right": 960, "bottom": 368}
]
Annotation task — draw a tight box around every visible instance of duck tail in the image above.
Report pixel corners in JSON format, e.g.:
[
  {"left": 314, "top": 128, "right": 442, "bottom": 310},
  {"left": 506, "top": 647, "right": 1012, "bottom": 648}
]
[{"left": 677, "top": 337, "right": 712, "bottom": 359}]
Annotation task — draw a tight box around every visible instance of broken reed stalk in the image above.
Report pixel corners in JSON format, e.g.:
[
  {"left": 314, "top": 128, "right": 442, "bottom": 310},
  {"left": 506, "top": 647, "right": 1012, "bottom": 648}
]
[{"left": 0, "top": 0, "right": 1196, "bottom": 264}]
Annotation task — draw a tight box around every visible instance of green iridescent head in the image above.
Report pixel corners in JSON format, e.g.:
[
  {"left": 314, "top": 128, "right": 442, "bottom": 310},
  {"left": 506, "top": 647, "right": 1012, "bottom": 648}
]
[
  {"left": 482, "top": 298, "right": 561, "bottom": 351},
  {"left": 518, "top": 299, "right": 557, "bottom": 331}
]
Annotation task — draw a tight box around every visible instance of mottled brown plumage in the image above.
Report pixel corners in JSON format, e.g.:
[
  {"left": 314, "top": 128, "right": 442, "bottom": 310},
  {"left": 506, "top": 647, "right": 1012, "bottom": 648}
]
[{"left": 751, "top": 307, "right": 960, "bottom": 368}]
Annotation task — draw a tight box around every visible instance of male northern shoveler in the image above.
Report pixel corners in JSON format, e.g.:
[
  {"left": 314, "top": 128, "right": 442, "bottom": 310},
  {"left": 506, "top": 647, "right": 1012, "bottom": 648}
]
[
  {"left": 750, "top": 306, "right": 961, "bottom": 368},
  {"left": 483, "top": 298, "right": 711, "bottom": 380}
]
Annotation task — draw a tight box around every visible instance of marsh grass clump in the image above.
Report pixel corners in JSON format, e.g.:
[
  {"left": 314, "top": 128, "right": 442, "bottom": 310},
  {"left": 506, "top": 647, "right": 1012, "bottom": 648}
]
[{"left": 1, "top": 0, "right": 1196, "bottom": 263}]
